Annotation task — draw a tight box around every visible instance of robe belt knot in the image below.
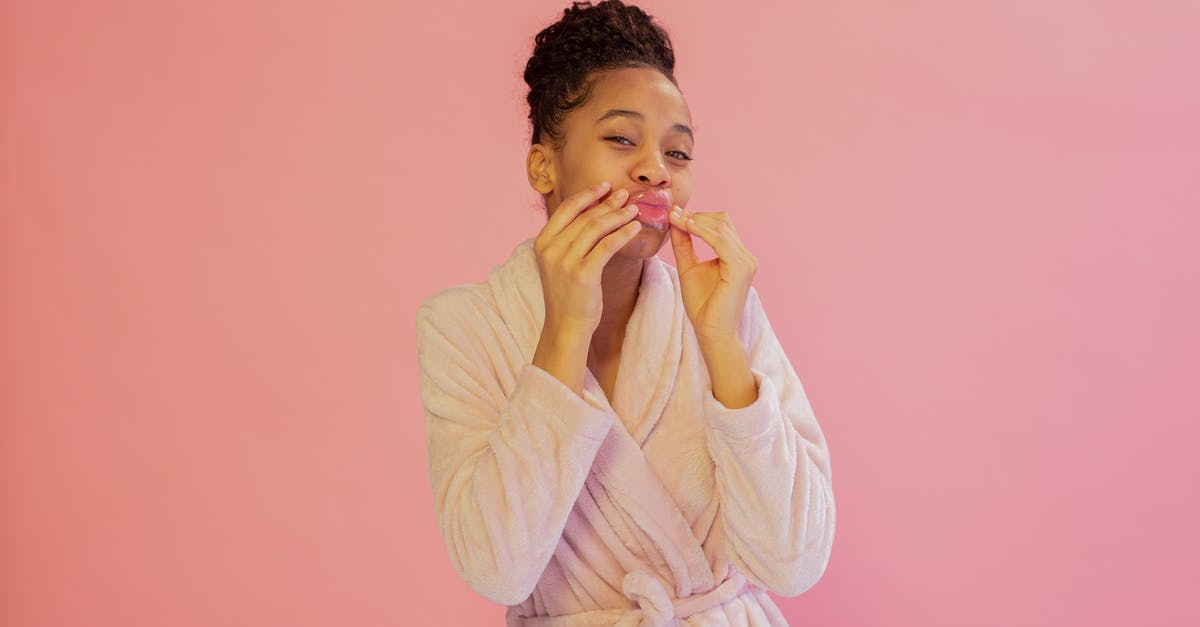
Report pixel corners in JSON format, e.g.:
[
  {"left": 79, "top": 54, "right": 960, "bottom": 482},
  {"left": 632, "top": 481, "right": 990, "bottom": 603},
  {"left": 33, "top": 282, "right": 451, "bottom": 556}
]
[{"left": 616, "top": 569, "right": 749, "bottom": 626}]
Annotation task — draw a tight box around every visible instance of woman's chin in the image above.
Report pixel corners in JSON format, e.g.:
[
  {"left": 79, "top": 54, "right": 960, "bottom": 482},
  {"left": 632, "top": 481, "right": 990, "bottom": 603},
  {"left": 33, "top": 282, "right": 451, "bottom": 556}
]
[{"left": 621, "top": 223, "right": 669, "bottom": 257}]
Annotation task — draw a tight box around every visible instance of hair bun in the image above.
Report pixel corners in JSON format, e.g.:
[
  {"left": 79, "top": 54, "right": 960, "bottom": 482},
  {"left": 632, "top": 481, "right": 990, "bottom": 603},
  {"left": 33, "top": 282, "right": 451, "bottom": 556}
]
[{"left": 523, "top": 0, "right": 676, "bottom": 149}]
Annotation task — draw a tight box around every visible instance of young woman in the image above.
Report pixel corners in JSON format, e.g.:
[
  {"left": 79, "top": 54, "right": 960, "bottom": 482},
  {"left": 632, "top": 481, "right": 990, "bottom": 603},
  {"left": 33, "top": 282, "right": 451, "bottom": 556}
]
[{"left": 415, "top": 2, "right": 835, "bottom": 624}]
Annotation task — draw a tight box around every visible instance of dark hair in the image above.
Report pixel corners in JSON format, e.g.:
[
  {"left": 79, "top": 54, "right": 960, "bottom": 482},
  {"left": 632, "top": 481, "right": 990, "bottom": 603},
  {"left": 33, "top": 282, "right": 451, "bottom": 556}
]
[{"left": 523, "top": 0, "right": 677, "bottom": 151}]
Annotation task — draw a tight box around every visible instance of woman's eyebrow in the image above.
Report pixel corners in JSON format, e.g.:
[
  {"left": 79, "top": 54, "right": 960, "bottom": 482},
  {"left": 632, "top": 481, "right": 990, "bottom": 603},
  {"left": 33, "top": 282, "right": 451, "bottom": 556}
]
[{"left": 594, "top": 108, "right": 695, "bottom": 141}]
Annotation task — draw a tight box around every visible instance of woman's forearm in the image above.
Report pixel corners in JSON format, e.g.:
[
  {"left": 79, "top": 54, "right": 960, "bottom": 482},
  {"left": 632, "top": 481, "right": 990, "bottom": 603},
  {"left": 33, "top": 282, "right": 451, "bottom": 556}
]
[
  {"left": 532, "top": 322, "right": 593, "bottom": 398},
  {"left": 699, "top": 335, "right": 759, "bottom": 409}
]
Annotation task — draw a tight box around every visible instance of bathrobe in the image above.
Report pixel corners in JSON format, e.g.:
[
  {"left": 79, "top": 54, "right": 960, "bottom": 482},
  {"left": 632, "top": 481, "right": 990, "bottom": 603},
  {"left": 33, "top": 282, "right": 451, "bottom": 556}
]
[{"left": 415, "top": 236, "right": 835, "bottom": 626}]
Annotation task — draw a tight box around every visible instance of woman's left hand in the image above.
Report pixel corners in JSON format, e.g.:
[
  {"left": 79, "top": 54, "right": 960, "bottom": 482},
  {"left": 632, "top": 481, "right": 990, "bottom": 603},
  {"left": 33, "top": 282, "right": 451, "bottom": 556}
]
[{"left": 667, "top": 204, "right": 758, "bottom": 345}]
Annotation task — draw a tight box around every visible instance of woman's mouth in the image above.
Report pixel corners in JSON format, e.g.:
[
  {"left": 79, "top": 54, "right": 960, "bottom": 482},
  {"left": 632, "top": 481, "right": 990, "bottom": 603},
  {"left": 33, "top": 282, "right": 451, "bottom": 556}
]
[{"left": 631, "top": 190, "right": 673, "bottom": 232}]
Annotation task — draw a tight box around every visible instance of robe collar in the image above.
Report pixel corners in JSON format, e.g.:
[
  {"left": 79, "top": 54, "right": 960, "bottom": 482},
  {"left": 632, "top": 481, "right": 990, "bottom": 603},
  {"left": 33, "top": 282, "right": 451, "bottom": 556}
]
[
  {"left": 487, "top": 235, "right": 717, "bottom": 597},
  {"left": 487, "top": 236, "right": 685, "bottom": 445}
]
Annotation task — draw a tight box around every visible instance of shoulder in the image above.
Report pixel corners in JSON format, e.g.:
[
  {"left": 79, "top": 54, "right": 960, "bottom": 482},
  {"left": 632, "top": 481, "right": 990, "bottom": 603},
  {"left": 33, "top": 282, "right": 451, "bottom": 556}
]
[
  {"left": 415, "top": 282, "right": 498, "bottom": 347},
  {"left": 417, "top": 238, "right": 536, "bottom": 330},
  {"left": 417, "top": 283, "right": 487, "bottom": 321}
]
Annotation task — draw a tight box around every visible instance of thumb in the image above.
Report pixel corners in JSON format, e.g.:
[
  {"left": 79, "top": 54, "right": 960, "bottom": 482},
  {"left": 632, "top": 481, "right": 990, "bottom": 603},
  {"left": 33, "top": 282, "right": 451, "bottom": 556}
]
[{"left": 669, "top": 206, "right": 698, "bottom": 273}]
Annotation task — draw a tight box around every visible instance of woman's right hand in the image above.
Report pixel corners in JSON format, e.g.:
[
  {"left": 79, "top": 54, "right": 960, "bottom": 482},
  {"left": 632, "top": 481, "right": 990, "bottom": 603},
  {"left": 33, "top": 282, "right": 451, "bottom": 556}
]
[{"left": 533, "top": 181, "right": 642, "bottom": 336}]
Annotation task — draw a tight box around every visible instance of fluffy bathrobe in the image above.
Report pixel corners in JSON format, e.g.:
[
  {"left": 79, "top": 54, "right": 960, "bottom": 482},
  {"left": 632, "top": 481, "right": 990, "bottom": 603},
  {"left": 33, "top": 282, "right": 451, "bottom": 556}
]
[{"left": 415, "top": 236, "right": 835, "bottom": 626}]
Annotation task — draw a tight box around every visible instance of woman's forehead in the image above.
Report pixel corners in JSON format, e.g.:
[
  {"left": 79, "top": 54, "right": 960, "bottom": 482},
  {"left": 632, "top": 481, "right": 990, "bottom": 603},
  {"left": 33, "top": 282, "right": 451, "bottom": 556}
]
[{"left": 582, "top": 70, "right": 692, "bottom": 127}]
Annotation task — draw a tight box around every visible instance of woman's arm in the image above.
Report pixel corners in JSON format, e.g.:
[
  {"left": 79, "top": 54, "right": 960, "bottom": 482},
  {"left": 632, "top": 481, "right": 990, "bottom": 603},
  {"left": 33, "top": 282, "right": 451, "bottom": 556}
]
[
  {"left": 700, "top": 286, "right": 837, "bottom": 596},
  {"left": 416, "top": 290, "right": 614, "bottom": 605}
]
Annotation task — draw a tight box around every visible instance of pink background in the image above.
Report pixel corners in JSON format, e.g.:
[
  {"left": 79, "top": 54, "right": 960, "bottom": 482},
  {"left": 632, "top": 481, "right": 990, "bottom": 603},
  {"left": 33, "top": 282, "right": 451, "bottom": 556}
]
[{"left": 2, "top": 0, "right": 1197, "bottom": 625}]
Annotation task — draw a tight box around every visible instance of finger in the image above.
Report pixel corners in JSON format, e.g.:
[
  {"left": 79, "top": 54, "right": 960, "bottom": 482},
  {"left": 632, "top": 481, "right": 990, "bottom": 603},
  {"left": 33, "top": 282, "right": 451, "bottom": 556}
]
[
  {"left": 667, "top": 204, "right": 698, "bottom": 235},
  {"left": 581, "top": 219, "right": 642, "bottom": 276},
  {"left": 560, "top": 186, "right": 629, "bottom": 242},
  {"left": 686, "top": 213, "right": 749, "bottom": 266},
  {"left": 668, "top": 205, "right": 699, "bottom": 272},
  {"left": 712, "top": 211, "right": 743, "bottom": 238},
  {"left": 542, "top": 181, "right": 613, "bottom": 240},
  {"left": 566, "top": 190, "right": 637, "bottom": 260}
]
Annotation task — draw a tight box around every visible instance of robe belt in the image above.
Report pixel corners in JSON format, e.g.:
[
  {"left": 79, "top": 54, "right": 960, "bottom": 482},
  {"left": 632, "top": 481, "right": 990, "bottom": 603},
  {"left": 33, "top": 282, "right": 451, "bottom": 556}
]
[
  {"left": 506, "top": 570, "right": 752, "bottom": 626},
  {"left": 614, "top": 569, "right": 750, "bottom": 627}
]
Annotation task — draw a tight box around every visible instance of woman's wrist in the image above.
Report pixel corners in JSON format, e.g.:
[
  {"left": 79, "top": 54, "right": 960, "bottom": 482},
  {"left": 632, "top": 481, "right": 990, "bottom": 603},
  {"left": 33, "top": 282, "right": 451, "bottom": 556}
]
[
  {"left": 533, "top": 322, "right": 593, "bottom": 398},
  {"left": 698, "top": 335, "right": 758, "bottom": 409}
]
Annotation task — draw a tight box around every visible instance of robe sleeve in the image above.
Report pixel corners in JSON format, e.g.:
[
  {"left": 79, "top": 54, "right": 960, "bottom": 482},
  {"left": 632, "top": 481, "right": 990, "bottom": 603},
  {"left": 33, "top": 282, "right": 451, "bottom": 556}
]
[
  {"left": 415, "top": 292, "right": 615, "bottom": 605},
  {"left": 700, "top": 285, "right": 837, "bottom": 597}
]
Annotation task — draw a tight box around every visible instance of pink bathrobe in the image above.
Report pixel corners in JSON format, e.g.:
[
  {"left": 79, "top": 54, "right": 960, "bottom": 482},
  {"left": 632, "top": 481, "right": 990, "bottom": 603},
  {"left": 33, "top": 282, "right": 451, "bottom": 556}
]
[{"left": 415, "top": 236, "right": 835, "bottom": 626}]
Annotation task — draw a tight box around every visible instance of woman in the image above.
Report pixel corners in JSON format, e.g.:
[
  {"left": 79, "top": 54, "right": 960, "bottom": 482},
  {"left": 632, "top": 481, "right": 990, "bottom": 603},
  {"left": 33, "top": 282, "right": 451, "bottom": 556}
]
[{"left": 415, "top": 2, "right": 835, "bottom": 624}]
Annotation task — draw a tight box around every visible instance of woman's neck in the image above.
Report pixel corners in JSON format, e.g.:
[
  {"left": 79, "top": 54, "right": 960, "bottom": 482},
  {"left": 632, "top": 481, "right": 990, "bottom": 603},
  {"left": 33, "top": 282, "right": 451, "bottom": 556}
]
[{"left": 590, "top": 255, "right": 645, "bottom": 361}]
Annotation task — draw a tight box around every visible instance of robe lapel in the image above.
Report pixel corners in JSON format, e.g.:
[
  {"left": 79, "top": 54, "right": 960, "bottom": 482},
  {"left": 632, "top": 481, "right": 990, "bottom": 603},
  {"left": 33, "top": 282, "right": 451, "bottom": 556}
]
[
  {"left": 488, "top": 236, "right": 684, "bottom": 441},
  {"left": 487, "top": 236, "right": 715, "bottom": 597},
  {"left": 589, "top": 424, "right": 715, "bottom": 598},
  {"left": 608, "top": 249, "right": 684, "bottom": 445}
]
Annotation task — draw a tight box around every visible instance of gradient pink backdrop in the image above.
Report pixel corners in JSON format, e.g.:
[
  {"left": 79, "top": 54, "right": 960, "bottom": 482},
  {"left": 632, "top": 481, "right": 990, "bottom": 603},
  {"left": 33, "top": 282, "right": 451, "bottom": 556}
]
[{"left": 2, "top": 1, "right": 1197, "bottom": 625}]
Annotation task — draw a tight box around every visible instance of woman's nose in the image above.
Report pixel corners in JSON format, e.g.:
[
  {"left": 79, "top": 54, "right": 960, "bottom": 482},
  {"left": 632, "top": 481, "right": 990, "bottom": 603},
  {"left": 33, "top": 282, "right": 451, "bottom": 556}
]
[{"left": 634, "top": 156, "right": 669, "bottom": 186}]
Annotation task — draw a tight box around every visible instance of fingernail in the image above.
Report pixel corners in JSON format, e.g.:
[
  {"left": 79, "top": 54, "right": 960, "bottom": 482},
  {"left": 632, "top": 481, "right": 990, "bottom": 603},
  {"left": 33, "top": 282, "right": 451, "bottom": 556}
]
[{"left": 670, "top": 205, "right": 682, "bottom": 217}]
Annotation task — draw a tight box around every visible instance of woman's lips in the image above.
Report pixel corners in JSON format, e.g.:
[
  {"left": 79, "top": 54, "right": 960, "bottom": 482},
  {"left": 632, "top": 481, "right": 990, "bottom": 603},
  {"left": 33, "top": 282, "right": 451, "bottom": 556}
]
[{"left": 631, "top": 190, "right": 673, "bottom": 232}]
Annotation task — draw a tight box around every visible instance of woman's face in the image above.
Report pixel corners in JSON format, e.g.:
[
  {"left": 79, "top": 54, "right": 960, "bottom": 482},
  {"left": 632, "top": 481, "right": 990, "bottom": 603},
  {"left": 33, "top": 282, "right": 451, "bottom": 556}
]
[{"left": 529, "top": 66, "right": 695, "bottom": 260}]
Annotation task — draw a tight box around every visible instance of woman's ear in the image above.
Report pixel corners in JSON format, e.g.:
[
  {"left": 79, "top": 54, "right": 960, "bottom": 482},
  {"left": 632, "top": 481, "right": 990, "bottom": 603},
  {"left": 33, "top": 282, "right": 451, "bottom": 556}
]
[{"left": 527, "top": 144, "right": 555, "bottom": 194}]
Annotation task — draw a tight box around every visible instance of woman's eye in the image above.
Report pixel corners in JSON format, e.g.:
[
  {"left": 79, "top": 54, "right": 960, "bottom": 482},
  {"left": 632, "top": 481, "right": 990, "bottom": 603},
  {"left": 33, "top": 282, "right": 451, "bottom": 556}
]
[{"left": 606, "top": 136, "right": 693, "bottom": 162}]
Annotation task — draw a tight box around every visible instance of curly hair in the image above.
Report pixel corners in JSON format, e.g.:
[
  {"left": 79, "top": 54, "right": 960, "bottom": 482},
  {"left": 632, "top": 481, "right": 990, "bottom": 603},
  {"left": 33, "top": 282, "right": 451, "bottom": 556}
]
[{"left": 523, "top": 0, "right": 677, "bottom": 151}]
